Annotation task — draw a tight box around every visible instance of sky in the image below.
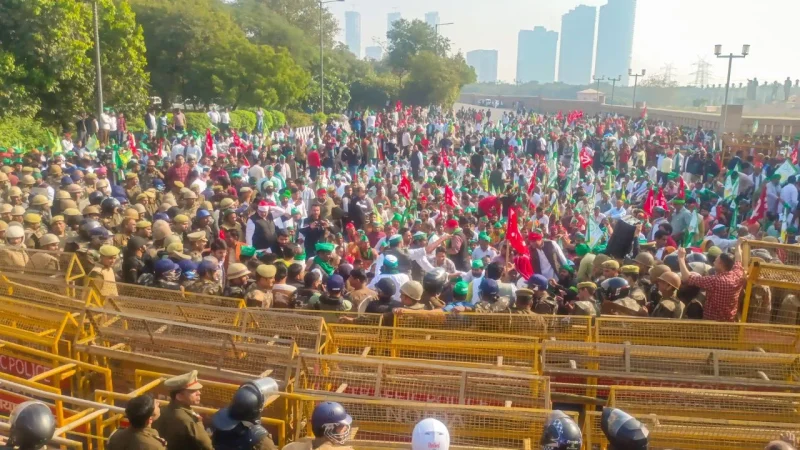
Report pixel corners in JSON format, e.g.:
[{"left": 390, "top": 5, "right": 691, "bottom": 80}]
[{"left": 328, "top": 0, "right": 800, "bottom": 87}]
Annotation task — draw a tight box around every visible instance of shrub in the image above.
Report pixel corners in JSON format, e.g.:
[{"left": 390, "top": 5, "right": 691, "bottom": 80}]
[
  {"left": 270, "top": 110, "right": 287, "bottom": 128},
  {"left": 0, "top": 116, "right": 55, "bottom": 150},
  {"left": 311, "top": 112, "right": 327, "bottom": 125},
  {"left": 285, "top": 110, "right": 313, "bottom": 127},
  {"left": 230, "top": 110, "right": 257, "bottom": 132},
  {"left": 184, "top": 112, "right": 212, "bottom": 132},
  {"left": 127, "top": 116, "right": 145, "bottom": 133}
]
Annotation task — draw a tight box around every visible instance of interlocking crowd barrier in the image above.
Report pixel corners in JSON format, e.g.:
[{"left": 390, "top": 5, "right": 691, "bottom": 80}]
[
  {"left": 395, "top": 312, "right": 593, "bottom": 341},
  {"left": 0, "top": 248, "right": 85, "bottom": 284},
  {"left": 0, "top": 295, "right": 87, "bottom": 356},
  {"left": 741, "top": 240, "right": 800, "bottom": 325}
]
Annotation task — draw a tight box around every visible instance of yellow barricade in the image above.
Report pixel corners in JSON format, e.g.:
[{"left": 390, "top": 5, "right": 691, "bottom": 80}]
[
  {"left": 608, "top": 386, "right": 800, "bottom": 422},
  {"left": 395, "top": 312, "right": 593, "bottom": 342},
  {"left": 595, "top": 316, "right": 800, "bottom": 353},
  {"left": 0, "top": 272, "right": 87, "bottom": 312},
  {"left": 0, "top": 295, "right": 87, "bottom": 356},
  {"left": 584, "top": 410, "right": 800, "bottom": 450},
  {"left": 0, "top": 248, "right": 85, "bottom": 283},
  {"left": 88, "top": 278, "right": 246, "bottom": 309},
  {"left": 78, "top": 308, "right": 299, "bottom": 384},
  {"left": 294, "top": 352, "right": 551, "bottom": 409},
  {"left": 741, "top": 240, "right": 800, "bottom": 324},
  {"left": 291, "top": 309, "right": 385, "bottom": 326},
  {"left": 327, "top": 324, "right": 539, "bottom": 371},
  {"left": 292, "top": 395, "right": 573, "bottom": 449},
  {"left": 99, "top": 296, "right": 328, "bottom": 352},
  {"left": 541, "top": 341, "right": 800, "bottom": 392}
]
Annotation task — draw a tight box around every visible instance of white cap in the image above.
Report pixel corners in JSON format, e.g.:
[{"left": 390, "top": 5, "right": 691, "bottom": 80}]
[{"left": 412, "top": 418, "right": 450, "bottom": 450}]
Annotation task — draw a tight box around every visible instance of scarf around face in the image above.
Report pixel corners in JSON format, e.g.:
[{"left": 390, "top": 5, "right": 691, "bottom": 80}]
[{"left": 314, "top": 256, "right": 335, "bottom": 276}]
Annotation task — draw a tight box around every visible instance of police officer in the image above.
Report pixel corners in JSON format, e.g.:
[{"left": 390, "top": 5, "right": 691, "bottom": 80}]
[
  {"left": 0, "top": 401, "right": 55, "bottom": 450},
  {"left": 601, "top": 408, "right": 649, "bottom": 450},
  {"left": 420, "top": 268, "right": 447, "bottom": 310},
  {"left": 108, "top": 394, "right": 166, "bottom": 450},
  {"left": 540, "top": 410, "right": 582, "bottom": 450},
  {"left": 90, "top": 244, "right": 120, "bottom": 297},
  {"left": 599, "top": 277, "right": 647, "bottom": 317},
  {"left": 620, "top": 265, "right": 646, "bottom": 306},
  {"left": 411, "top": 418, "right": 450, "bottom": 450},
  {"left": 23, "top": 213, "right": 44, "bottom": 249},
  {"left": 187, "top": 231, "right": 209, "bottom": 262},
  {"left": 282, "top": 402, "right": 354, "bottom": 450},
  {"left": 224, "top": 263, "right": 252, "bottom": 298},
  {"left": 570, "top": 281, "right": 599, "bottom": 316},
  {"left": 245, "top": 264, "right": 276, "bottom": 308},
  {"left": 651, "top": 271, "right": 685, "bottom": 319},
  {"left": 210, "top": 378, "right": 279, "bottom": 450},
  {"left": 397, "top": 280, "right": 427, "bottom": 312},
  {"left": 473, "top": 278, "right": 510, "bottom": 313},
  {"left": 153, "top": 370, "right": 213, "bottom": 450},
  {"left": 187, "top": 260, "right": 224, "bottom": 295},
  {"left": 527, "top": 275, "right": 556, "bottom": 314},
  {"left": 511, "top": 289, "right": 535, "bottom": 314}
]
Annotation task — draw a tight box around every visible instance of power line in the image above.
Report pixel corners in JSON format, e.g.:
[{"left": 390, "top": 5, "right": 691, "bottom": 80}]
[{"left": 690, "top": 57, "right": 712, "bottom": 87}]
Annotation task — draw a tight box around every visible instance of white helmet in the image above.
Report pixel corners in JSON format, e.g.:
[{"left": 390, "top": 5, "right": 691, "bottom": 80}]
[{"left": 412, "top": 418, "right": 450, "bottom": 450}]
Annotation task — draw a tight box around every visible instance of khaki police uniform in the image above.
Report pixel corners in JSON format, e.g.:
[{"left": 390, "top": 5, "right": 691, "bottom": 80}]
[
  {"left": 651, "top": 294, "right": 685, "bottom": 319},
  {"left": 186, "top": 279, "right": 223, "bottom": 296},
  {"left": 107, "top": 426, "right": 166, "bottom": 450},
  {"left": 89, "top": 245, "right": 120, "bottom": 297},
  {"left": 153, "top": 371, "right": 213, "bottom": 450},
  {"left": 475, "top": 296, "right": 511, "bottom": 313}
]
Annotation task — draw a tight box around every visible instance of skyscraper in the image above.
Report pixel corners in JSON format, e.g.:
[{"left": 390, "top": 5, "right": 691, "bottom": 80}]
[
  {"left": 387, "top": 12, "right": 401, "bottom": 34},
  {"left": 425, "top": 12, "right": 439, "bottom": 28},
  {"left": 365, "top": 46, "right": 383, "bottom": 61},
  {"left": 595, "top": 0, "right": 637, "bottom": 85},
  {"left": 517, "top": 27, "right": 558, "bottom": 84},
  {"left": 558, "top": 5, "right": 597, "bottom": 85},
  {"left": 466, "top": 50, "right": 499, "bottom": 83},
  {"left": 345, "top": 11, "right": 361, "bottom": 58}
]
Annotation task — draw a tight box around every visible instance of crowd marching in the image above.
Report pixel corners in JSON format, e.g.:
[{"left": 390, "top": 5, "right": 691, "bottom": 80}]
[{"left": 1, "top": 101, "right": 800, "bottom": 450}]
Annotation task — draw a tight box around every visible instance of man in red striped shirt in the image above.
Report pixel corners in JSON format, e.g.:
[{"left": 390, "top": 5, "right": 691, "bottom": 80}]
[{"left": 677, "top": 239, "right": 745, "bottom": 322}]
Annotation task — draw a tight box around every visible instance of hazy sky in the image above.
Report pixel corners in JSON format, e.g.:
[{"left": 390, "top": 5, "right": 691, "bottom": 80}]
[{"left": 328, "top": 0, "right": 799, "bottom": 86}]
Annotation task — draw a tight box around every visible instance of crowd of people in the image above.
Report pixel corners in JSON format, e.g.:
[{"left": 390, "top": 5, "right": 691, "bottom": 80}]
[{"left": 2, "top": 102, "right": 799, "bottom": 324}]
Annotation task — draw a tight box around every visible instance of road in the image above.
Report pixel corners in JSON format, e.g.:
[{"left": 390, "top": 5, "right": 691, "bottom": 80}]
[{"left": 453, "top": 102, "right": 515, "bottom": 120}]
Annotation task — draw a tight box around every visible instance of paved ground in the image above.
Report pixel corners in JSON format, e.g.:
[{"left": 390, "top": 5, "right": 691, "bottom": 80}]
[{"left": 453, "top": 102, "right": 515, "bottom": 119}]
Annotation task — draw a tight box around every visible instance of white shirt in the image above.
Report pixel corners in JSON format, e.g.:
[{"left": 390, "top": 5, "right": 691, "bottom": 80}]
[
  {"left": 402, "top": 132, "right": 412, "bottom": 147},
  {"left": 766, "top": 181, "right": 781, "bottom": 214},
  {"left": 407, "top": 247, "right": 435, "bottom": 273},
  {"left": 220, "top": 112, "right": 230, "bottom": 124},
  {"left": 368, "top": 272, "right": 410, "bottom": 302},
  {"left": 109, "top": 116, "right": 117, "bottom": 132},
  {"left": 706, "top": 234, "right": 738, "bottom": 252},
  {"left": 472, "top": 246, "right": 498, "bottom": 261},
  {"left": 607, "top": 206, "right": 627, "bottom": 220},
  {"left": 534, "top": 244, "right": 568, "bottom": 280},
  {"left": 101, "top": 113, "right": 111, "bottom": 131},
  {"left": 780, "top": 184, "right": 799, "bottom": 211},
  {"left": 185, "top": 145, "right": 202, "bottom": 162},
  {"left": 208, "top": 110, "right": 220, "bottom": 124},
  {"left": 61, "top": 139, "right": 74, "bottom": 152},
  {"left": 248, "top": 164, "right": 266, "bottom": 184},
  {"left": 170, "top": 143, "right": 185, "bottom": 161}
]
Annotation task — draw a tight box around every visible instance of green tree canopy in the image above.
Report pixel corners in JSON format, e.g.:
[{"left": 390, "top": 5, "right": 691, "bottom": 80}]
[{"left": 386, "top": 19, "right": 450, "bottom": 83}]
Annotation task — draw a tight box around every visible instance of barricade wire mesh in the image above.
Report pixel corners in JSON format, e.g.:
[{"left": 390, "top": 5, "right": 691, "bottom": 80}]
[
  {"left": 0, "top": 273, "right": 86, "bottom": 312},
  {"left": 96, "top": 280, "right": 245, "bottom": 309},
  {"left": 295, "top": 353, "right": 550, "bottom": 409},
  {"left": 395, "top": 313, "right": 592, "bottom": 342},
  {"left": 0, "top": 248, "right": 84, "bottom": 282},
  {"left": 742, "top": 240, "right": 800, "bottom": 325}
]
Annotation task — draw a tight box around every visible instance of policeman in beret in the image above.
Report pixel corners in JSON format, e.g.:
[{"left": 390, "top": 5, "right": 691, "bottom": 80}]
[
  {"left": 153, "top": 370, "right": 213, "bottom": 450},
  {"left": 571, "top": 281, "right": 599, "bottom": 316},
  {"left": 511, "top": 288, "right": 535, "bottom": 314},
  {"left": 245, "top": 264, "right": 276, "bottom": 308},
  {"left": 108, "top": 395, "right": 166, "bottom": 450},
  {"left": 89, "top": 244, "right": 119, "bottom": 297},
  {"left": 601, "top": 259, "right": 620, "bottom": 280},
  {"left": 620, "top": 265, "right": 646, "bottom": 306}
]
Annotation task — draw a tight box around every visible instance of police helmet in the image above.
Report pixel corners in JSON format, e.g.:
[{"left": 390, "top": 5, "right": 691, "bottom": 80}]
[
  {"left": 88, "top": 191, "right": 106, "bottom": 206},
  {"left": 166, "top": 206, "right": 181, "bottom": 219},
  {"left": 7, "top": 401, "right": 56, "bottom": 449},
  {"left": 600, "top": 277, "right": 630, "bottom": 301},
  {"left": 211, "top": 377, "right": 279, "bottom": 431},
  {"left": 375, "top": 277, "right": 397, "bottom": 299},
  {"left": 311, "top": 402, "right": 353, "bottom": 445},
  {"left": 101, "top": 197, "right": 121, "bottom": 214},
  {"left": 78, "top": 219, "right": 102, "bottom": 239},
  {"left": 178, "top": 260, "right": 199, "bottom": 280},
  {"left": 662, "top": 253, "right": 680, "bottom": 272},
  {"left": 685, "top": 252, "right": 708, "bottom": 264},
  {"left": 412, "top": 418, "right": 450, "bottom": 450},
  {"left": 154, "top": 259, "right": 179, "bottom": 276},
  {"left": 422, "top": 268, "right": 448, "bottom": 295},
  {"left": 601, "top": 408, "right": 649, "bottom": 450},
  {"left": 540, "top": 410, "right": 582, "bottom": 450}
]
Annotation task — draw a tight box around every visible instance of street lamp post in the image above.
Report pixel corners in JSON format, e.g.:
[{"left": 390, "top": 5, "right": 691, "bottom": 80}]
[
  {"left": 318, "top": 0, "right": 344, "bottom": 115},
  {"left": 715, "top": 44, "right": 749, "bottom": 146},
  {"left": 608, "top": 75, "right": 622, "bottom": 105},
  {"left": 91, "top": 0, "right": 104, "bottom": 122},
  {"left": 434, "top": 22, "right": 454, "bottom": 55},
  {"left": 592, "top": 75, "right": 606, "bottom": 102},
  {"left": 629, "top": 68, "right": 646, "bottom": 110}
]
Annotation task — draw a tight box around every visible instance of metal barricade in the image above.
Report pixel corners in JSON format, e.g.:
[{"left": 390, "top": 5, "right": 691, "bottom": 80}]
[
  {"left": 99, "top": 297, "right": 328, "bottom": 352},
  {"left": 294, "top": 352, "right": 551, "bottom": 409},
  {"left": 541, "top": 341, "right": 800, "bottom": 394},
  {"left": 0, "top": 295, "right": 86, "bottom": 356},
  {"left": 0, "top": 248, "right": 85, "bottom": 283},
  {"left": 741, "top": 240, "right": 800, "bottom": 325},
  {"left": 394, "top": 312, "right": 593, "bottom": 342},
  {"left": 0, "top": 272, "right": 87, "bottom": 312},
  {"left": 608, "top": 386, "right": 800, "bottom": 422},
  {"left": 89, "top": 278, "right": 246, "bottom": 309},
  {"left": 584, "top": 410, "right": 800, "bottom": 450},
  {"left": 595, "top": 316, "right": 800, "bottom": 353}
]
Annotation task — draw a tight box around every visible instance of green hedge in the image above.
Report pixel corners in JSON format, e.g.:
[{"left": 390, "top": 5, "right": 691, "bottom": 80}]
[
  {"left": 269, "top": 110, "right": 286, "bottom": 128},
  {"left": 230, "top": 110, "right": 256, "bottom": 132},
  {"left": 184, "top": 112, "right": 212, "bottom": 132},
  {"left": 0, "top": 116, "right": 55, "bottom": 149},
  {"left": 285, "top": 110, "right": 313, "bottom": 127}
]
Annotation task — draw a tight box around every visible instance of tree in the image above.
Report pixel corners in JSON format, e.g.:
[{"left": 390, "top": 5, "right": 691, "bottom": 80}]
[
  {"left": 0, "top": 51, "right": 39, "bottom": 119},
  {"left": 400, "top": 51, "right": 475, "bottom": 107},
  {"left": 247, "top": 0, "right": 339, "bottom": 49},
  {"left": 386, "top": 19, "right": 450, "bottom": 87},
  {"left": 303, "top": 73, "right": 351, "bottom": 113},
  {"left": 0, "top": 0, "right": 94, "bottom": 125}
]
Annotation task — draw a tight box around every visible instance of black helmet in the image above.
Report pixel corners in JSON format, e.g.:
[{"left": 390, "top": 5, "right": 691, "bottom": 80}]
[
  {"left": 78, "top": 219, "right": 102, "bottom": 239},
  {"left": 540, "top": 410, "right": 582, "bottom": 450},
  {"left": 685, "top": 252, "right": 708, "bottom": 264},
  {"left": 375, "top": 277, "right": 396, "bottom": 299},
  {"left": 422, "top": 268, "right": 447, "bottom": 294},
  {"left": 101, "top": 197, "right": 121, "bottom": 214},
  {"left": 662, "top": 253, "right": 680, "bottom": 272},
  {"left": 7, "top": 401, "right": 55, "bottom": 449},
  {"left": 601, "top": 408, "right": 649, "bottom": 450},
  {"left": 600, "top": 277, "right": 630, "bottom": 301},
  {"left": 167, "top": 206, "right": 181, "bottom": 219},
  {"left": 211, "top": 377, "right": 278, "bottom": 431},
  {"left": 311, "top": 402, "right": 352, "bottom": 445},
  {"left": 88, "top": 191, "right": 106, "bottom": 206}
]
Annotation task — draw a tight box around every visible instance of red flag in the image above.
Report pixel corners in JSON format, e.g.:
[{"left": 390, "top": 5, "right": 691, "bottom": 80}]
[
  {"left": 506, "top": 207, "right": 527, "bottom": 255},
  {"left": 527, "top": 166, "right": 538, "bottom": 195},
  {"left": 157, "top": 138, "right": 164, "bottom": 158},
  {"left": 444, "top": 185, "right": 457, "bottom": 208},
  {"left": 398, "top": 174, "right": 411, "bottom": 199},
  {"left": 579, "top": 147, "right": 593, "bottom": 169},
  {"left": 556, "top": 111, "right": 563, "bottom": 122},
  {"left": 205, "top": 129, "right": 214, "bottom": 156},
  {"left": 714, "top": 152, "right": 723, "bottom": 171},
  {"left": 747, "top": 185, "right": 767, "bottom": 224},
  {"left": 792, "top": 143, "right": 799, "bottom": 165},
  {"left": 127, "top": 132, "right": 139, "bottom": 157},
  {"left": 441, "top": 149, "right": 450, "bottom": 168},
  {"left": 678, "top": 175, "right": 686, "bottom": 199},
  {"left": 641, "top": 106, "right": 648, "bottom": 120},
  {"left": 232, "top": 129, "right": 241, "bottom": 148},
  {"left": 642, "top": 187, "right": 655, "bottom": 217},
  {"left": 395, "top": 101, "right": 402, "bottom": 112},
  {"left": 655, "top": 187, "right": 668, "bottom": 210}
]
